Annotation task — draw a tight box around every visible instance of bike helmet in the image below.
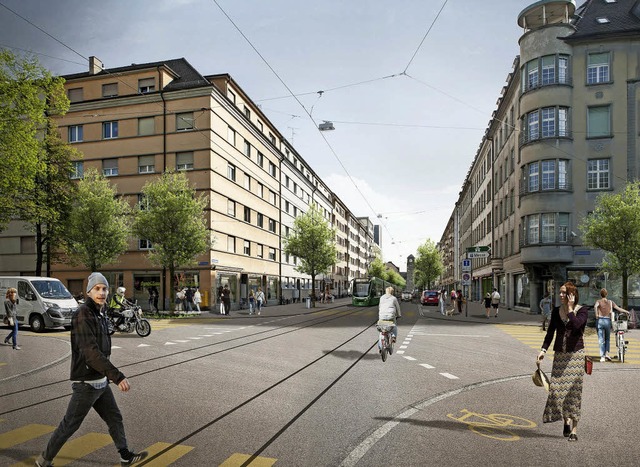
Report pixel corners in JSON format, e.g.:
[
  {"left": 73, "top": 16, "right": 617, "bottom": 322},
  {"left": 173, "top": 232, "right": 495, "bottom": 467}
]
[{"left": 117, "top": 286, "right": 126, "bottom": 296}]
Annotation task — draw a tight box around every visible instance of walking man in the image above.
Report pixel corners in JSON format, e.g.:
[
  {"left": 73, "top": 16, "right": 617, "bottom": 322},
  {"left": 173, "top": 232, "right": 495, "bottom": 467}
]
[
  {"left": 491, "top": 287, "right": 501, "bottom": 318},
  {"left": 36, "top": 272, "right": 147, "bottom": 466}
]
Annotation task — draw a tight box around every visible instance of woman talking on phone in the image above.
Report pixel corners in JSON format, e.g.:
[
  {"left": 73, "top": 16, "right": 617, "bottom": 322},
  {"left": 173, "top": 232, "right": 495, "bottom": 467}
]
[{"left": 537, "top": 282, "right": 588, "bottom": 442}]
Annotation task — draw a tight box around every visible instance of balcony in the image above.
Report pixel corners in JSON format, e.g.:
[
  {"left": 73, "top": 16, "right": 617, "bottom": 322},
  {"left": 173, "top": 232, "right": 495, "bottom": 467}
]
[
  {"left": 519, "top": 181, "right": 573, "bottom": 197},
  {"left": 520, "top": 129, "right": 572, "bottom": 147}
]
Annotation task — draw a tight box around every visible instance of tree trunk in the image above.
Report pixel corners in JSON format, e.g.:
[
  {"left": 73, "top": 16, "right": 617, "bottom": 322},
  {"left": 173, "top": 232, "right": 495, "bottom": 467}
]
[
  {"left": 169, "top": 264, "right": 175, "bottom": 313},
  {"left": 311, "top": 273, "right": 316, "bottom": 307},
  {"left": 35, "top": 223, "right": 43, "bottom": 276},
  {"left": 622, "top": 269, "right": 629, "bottom": 310}
]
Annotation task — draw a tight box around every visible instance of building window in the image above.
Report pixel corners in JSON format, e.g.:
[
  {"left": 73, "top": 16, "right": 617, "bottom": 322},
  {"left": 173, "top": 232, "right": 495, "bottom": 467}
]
[
  {"left": 541, "top": 56, "right": 555, "bottom": 85},
  {"left": 68, "top": 125, "right": 83, "bottom": 143},
  {"left": 138, "top": 117, "right": 154, "bottom": 136},
  {"left": 541, "top": 213, "right": 555, "bottom": 243},
  {"left": 244, "top": 174, "right": 251, "bottom": 190},
  {"left": 228, "top": 90, "right": 236, "bottom": 103},
  {"left": 269, "top": 132, "right": 276, "bottom": 145},
  {"left": 176, "top": 151, "right": 194, "bottom": 171},
  {"left": 285, "top": 200, "right": 290, "bottom": 213},
  {"left": 541, "top": 108, "right": 555, "bottom": 138},
  {"left": 257, "top": 213, "right": 264, "bottom": 228},
  {"left": 523, "top": 160, "right": 570, "bottom": 194},
  {"left": 258, "top": 183, "right": 264, "bottom": 198},
  {"left": 269, "top": 190, "right": 276, "bottom": 205},
  {"left": 138, "top": 194, "right": 149, "bottom": 210},
  {"left": 526, "top": 60, "right": 538, "bottom": 90},
  {"left": 244, "top": 105, "right": 251, "bottom": 119},
  {"left": 524, "top": 213, "right": 570, "bottom": 245},
  {"left": 257, "top": 120, "right": 263, "bottom": 132},
  {"left": 587, "top": 52, "right": 610, "bottom": 84},
  {"left": 102, "top": 121, "right": 118, "bottom": 139},
  {"left": 269, "top": 162, "right": 277, "bottom": 177},
  {"left": 523, "top": 107, "right": 569, "bottom": 143},
  {"left": 68, "top": 88, "right": 83, "bottom": 102},
  {"left": 244, "top": 240, "right": 250, "bottom": 256},
  {"left": 528, "top": 216, "right": 539, "bottom": 244},
  {"left": 102, "top": 158, "right": 118, "bottom": 177},
  {"left": 541, "top": 160, "right": 555, "bottom": 190},
  {"left": 244, "top": 206, "right": 251, "bottom": 223},
  {"left": 244, "top": 140, "right": 251, "bottom": 158},
  {"left": 227, "top": 199, "right": 236, "bottom": 217},
  {"left": 138, "top": 78, "right": 155, "bottom": 93},
  {"left": 268, "top": 218, "right": 276, "bottom": 233},
  {"left": 102, "top": 83, "right": 118, "bottom": 97},
  {"left": 71, "top": 161, "right": 83, "bottom": 179},
  {"left": 587, "top": 158, "right": 610, "bottom": 190},
  {"left": 227, "top": 163, "right": 236, "bottom": 181},
  {"left": 139, "top": 239, "right": 153, "bottom": 250},
  {"left": 227, "top": 236, "right": 236, "bottom": 253},
  {"left": 227, "top": 126, "right": 236, "bottom": 146},
  {"left": 587, "top": 105, "right": 611, "bottom": 138},
  {"left": 138, "top": 155, "right": 155, "bottom": 174},
  {"left": 257, "top": 152, "right": 264, "bottom": 167},
  {"left": 269, "top": 247, "right": 276, "bottom": 261},
  {"left": 176, "top": 112, "right": 194, "bottom": 131},
  {"left": 528, "top": 163, "right": 539, "bottom": 192},
  {"left": 522, "top": 54, "right": 570, "bottom": 92},
  {"left": 257, "top": 244, "right": 263, "bottom": 258}
]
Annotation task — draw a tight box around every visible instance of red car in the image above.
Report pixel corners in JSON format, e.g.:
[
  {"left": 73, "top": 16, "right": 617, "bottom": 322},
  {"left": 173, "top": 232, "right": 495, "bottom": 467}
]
[{"left": 421, "top": 290, "right": 439, "bottom": 306}]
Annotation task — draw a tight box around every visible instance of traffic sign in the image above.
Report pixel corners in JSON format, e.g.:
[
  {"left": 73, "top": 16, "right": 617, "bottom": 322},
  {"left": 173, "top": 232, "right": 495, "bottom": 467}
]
[
  {"left": 466, "top": 246, "right": 491, "bottom": 253},
  {"left": 461, "top": 272, "right": 471, "bottom": 286},
  {"left": 467, "top": 252, "right": 490, "bottom": 259},
  {"left": 461, "top": 259, "right": 471, "bottom": 271}
]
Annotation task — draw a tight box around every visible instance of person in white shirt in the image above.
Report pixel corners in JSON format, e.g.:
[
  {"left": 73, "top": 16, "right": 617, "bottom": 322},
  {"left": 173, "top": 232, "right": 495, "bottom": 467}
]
[
  {"left": 378, "top": 287, "right": 402, "bottom": 344},
  {"left": 491, "top": 288, "right": 501, "bottom": 318}
]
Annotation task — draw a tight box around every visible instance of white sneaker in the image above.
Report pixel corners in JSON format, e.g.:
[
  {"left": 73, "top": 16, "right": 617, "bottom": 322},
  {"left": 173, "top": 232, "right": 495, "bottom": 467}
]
[{"left": 600, "top": 357, "right": 606, "bottom": 362}]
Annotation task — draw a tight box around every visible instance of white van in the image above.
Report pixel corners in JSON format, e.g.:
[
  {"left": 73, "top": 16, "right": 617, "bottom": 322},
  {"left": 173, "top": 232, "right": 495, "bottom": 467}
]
[{"left": 0, "top": 276, "right": 79, "bottom": 332}]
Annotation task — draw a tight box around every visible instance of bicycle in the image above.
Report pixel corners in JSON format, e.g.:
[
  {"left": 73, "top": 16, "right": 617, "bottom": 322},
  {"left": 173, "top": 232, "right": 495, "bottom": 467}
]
[
  {"left": 613, "top": 314, "right": 629, "bottom": 363},
  {"left": 376, "top": 320, "right": 396, "bottom": 362}
]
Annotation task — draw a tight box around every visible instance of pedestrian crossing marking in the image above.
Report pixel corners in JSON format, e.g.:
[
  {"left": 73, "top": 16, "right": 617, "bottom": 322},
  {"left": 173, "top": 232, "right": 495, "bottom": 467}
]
[
  {"left": 220, "top": 453, "right": 277, "bottom": 466},
  {"left": 496, "top": 324, "right": 640, "bottom": 364},
  {"left": 115, "top": 442, "right": 193, "bottom": 467},
  {"left": 12, "top": 432, "right": 112, "bottom": 466},
  {"left": 0, "top": 424, "right": 54, "bottom": 451}
]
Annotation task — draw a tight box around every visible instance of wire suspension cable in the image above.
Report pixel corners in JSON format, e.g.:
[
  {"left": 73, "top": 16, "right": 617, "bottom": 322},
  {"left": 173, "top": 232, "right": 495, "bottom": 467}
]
[{"left": 403, "top": 0, "right": 449, "bottom": 74}]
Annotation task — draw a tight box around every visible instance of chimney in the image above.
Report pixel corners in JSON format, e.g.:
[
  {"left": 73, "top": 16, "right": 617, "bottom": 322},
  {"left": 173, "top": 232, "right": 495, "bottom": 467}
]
[{"left": 89, "top": 56, "right": 103, "bottom": 75}]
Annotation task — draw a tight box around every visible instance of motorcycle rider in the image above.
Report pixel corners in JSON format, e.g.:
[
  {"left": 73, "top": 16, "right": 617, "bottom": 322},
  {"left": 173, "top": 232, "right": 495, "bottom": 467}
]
[
  {"left": 378, "top": 286, "right": 402, "bottom": 348},
  {"left": 109, "top": 287, "right": 130, "bottom": 331}
]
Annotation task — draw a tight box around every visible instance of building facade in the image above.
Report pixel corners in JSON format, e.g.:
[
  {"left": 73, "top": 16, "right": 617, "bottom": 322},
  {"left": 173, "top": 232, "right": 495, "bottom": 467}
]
[
  {"left": 0, "top": 57, "right": 377, "bottom": 309},
  {"left": 439, "top": 0, "right": 640, "bottom": 310}
]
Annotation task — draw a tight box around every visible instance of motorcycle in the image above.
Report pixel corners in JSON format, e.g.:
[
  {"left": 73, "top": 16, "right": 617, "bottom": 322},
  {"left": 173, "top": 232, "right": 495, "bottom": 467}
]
[{"left": 107, "top": 303, "right": 151, "bottom": 337}]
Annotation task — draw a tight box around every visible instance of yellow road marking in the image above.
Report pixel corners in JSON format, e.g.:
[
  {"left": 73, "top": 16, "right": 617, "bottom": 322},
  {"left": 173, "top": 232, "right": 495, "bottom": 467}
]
[
  {"left": 220, "top": 453, "right": 278, "bottom": 466},
  {"left": 0, "top": 424, "right": 54, "bottom": 451},
  {"left": 11, "top": 432, "right": 111, "bottom": 466}
]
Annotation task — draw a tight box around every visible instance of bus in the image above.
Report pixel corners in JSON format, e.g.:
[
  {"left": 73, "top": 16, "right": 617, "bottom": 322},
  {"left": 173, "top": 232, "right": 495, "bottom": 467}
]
[{"left": 351, "top": 277, "right": 400, "bottom": 307}]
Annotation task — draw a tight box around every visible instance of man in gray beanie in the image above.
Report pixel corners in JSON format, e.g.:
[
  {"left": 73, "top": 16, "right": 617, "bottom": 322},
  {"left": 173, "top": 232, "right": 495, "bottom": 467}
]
[{"left": 36, "top": 273, "right": 147, "bottom": 466}]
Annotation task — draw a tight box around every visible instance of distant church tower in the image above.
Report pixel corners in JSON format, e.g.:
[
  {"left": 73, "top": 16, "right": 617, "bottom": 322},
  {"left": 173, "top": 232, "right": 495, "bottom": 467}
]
[{"left": 406, "top": 255, "right": 415, "bottom": 291}]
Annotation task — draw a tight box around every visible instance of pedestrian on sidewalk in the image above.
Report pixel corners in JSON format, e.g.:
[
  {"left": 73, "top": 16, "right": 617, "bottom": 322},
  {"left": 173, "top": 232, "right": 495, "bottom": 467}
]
[
  {"left": 193, "top": 287, "right": 202, "bottom": 313},
  {"left": 35, "top": 272, "right": 147, "bottom": 467},
  {"left": 483, "top": 292, "right": 492, "bottom": 319},
  {"left": 256, "top": 287, "right": 265, "bottom": 315},
  {"left": 4, "top": 287, "right": 20, "bottom": 350},
  {"left": 539, "top": 292, "right": 552, "bottom": 330},
  {"left": 491, "top": 288, "right": 500, "bottom": 318},
  {"left": 594, "top": 288, "right": 629, "bottom": 362},
  {"left": 439, "top": 289, "right": 446, "bottom": 316},
  {"left": 536, "top": 281, "right": 588, "bottom": 442},
  {"left": 456, "top": 289, "right": 463, "bottom": 314},
  {"left": 221, "top": 284, "right": 231, "bottom": 315},
  {"left": 248, "top": 290, "right": 256, "bottom": 315}
]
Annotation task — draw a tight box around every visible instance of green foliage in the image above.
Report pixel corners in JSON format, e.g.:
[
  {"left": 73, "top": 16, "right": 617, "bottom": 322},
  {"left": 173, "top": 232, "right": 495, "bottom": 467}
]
[
  {"left": 283, "top": 204, "right": 337, "bottom": 303},
  {"left": 414, "top": 239, "right": 444, "bottom": 290},
  {"left": 368, "top": 257, "right": 387, "bottom": 280},
  {"left": 0, "top": 50, "right": 69, "bottom": 230},
  {"left": 63, "top": 169, "right": 131, "bottom": 271},
  {"left": 386, "top": 269, "right": 406, "bottom": 289},
  {"left": 133, "top": 172, "right": 210, "bottom": 307},
  {"left": 580, "top": 182, "right": 640, "bottom": 308}
]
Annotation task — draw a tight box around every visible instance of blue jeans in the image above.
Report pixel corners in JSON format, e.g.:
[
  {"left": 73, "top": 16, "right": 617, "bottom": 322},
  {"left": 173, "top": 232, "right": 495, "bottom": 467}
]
[
  {"left": 5, "top": 318, "right": 18, "bottom": 346},
  {"left": 42, "top": 383, "right": 128, "bottom": 462},
  {"left": 597, "top": 317, "right": 612, "bottom": 357}
]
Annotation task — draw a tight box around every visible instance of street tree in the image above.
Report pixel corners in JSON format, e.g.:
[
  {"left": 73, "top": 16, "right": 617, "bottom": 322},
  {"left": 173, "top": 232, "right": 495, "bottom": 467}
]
[
  {"left": 0, "top": 50, "right": 68, "bottom": 231},
  {"left": 580, "top": 182, "right": 640, "bottom": 308},
  {"left": 367, "top": 257, "right": 387, "bottom": 280},
  {"left": 133, "top": 171, "right": 209, "bottom": 310},
  {"left": 63, "top": 169, "right": 131, "bottom": 272},
  {"left": 283, "top": 203, "right": 337, "bottom": 306},
  {"left": 414, "top": 239, "right": 444, "bottom": 290},
  {"left": 386, "top": 269, "right": 406, "bottom": 289}
]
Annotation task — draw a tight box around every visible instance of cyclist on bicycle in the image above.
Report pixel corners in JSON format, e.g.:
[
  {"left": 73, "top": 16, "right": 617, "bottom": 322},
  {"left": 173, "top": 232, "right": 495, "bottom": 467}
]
[{"left": 378, "top": 286, "right": 402, "bottom": 346}]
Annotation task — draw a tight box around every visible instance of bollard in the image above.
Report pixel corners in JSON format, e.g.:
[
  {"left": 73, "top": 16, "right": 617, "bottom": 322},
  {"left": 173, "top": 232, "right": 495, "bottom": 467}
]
[{"left": 305, "top": 297, "right": 311, "bottom": 309}]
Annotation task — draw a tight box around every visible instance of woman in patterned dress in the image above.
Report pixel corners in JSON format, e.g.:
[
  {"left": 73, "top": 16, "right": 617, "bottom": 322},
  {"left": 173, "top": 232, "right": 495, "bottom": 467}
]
[{"left": 536, "top": 282, "right": 588, "bottom": 442}]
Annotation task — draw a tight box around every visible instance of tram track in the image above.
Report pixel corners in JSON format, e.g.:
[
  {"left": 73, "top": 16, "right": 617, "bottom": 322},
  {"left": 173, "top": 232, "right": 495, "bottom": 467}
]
[{"left": 0, "top": 305, "right": 374, "bottom": 415}]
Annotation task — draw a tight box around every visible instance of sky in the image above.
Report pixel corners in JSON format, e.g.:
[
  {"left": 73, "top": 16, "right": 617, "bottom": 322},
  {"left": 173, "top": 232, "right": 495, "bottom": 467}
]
[{"left": 0, "top": 0, "right": 531, "bottom": 271}]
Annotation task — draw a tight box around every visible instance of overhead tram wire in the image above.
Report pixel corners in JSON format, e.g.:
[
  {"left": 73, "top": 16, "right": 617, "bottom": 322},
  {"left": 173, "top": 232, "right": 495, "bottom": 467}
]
[
  {"left": 0, "top": 44, "right": 87, "bottom": 68},
  {"left": 210, "top": 0, "right": 399, "bottom": 240},
  {"left": 403, "top": 0, "right": 449, "bottom": 74}
]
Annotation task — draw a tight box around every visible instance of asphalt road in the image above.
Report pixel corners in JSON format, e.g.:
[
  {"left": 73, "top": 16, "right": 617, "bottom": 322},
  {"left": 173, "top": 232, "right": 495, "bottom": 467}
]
[{"left": 1, "top": 299, "right": 638, "bottom": 466}]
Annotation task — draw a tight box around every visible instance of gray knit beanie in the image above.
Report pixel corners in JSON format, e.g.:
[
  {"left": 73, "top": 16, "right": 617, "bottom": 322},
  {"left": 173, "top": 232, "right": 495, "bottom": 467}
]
[{"left": 86, "top": 272, "right": 109, "bottom": 293}]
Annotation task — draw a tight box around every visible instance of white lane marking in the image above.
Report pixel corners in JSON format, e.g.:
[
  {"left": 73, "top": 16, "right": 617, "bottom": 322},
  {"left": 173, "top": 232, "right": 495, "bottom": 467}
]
[
  {"left": 419, "top": 334, "right": 489, "bottom": 338},
  {"left": 419, "top": 363, "right": 434, "bottom": 369},
  {"left": 399, "top": 346, "right": 408, "bottom": 349},
  {"left": 164, "top": 342, "right": 177, "bottom": 345},
  {"left": 174, "top": 340, "right": 190, "bottom": 343},
  {"left": 188, "top": 337, "right": 203, "bottom": 340},
  {"left": 137, "top": 344, "right": 150, "bottom": 347},
  {"left": 396, "top": 350, "right": 405, "bottom": 354},
  {"left": 440, "top": 373, "right": 459, "bottom": 380},
  {"left": 112, "top": 346, "right": 122, "bottom": 349},
  {"left": 407, "top": 334, "right": 414, "bottom": 337},
  {"left": 340, "top": 374, "right": 529, "bottom": 467},
  {"left": 402, "top": 341, "right": 410, "bottom": 345},
  {"left": 199, "top": 334, "right": 214, "bottom": 337},
  {"left": 403, "top": 356, "right": 416, "bottom": 361}
]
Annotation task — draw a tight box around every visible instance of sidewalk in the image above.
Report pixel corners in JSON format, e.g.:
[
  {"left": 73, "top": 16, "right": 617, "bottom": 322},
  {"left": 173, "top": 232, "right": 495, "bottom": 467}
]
[{"left": 417, "top": 299, "right": 543, "bottom": 326}]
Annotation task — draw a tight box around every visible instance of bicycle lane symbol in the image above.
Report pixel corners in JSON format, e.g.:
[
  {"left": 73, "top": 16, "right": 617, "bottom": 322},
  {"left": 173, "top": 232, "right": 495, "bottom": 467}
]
[{"left": 446, "top": 409, "right": 537, "bottom": 441}]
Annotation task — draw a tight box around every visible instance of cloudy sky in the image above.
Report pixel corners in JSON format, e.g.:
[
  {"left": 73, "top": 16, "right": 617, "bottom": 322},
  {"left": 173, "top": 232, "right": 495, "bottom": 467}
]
[{"left": 0, "top": 0, "right": 530, "bottom": 271}]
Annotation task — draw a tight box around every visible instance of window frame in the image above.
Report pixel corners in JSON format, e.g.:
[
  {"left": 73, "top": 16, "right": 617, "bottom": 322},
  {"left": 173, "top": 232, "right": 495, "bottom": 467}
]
[
  {"left": 586, "top": 52, "right": 611, "bottom": 85},
  {"left": 102, "top": 121, "right": 119, "bottom": 139},
  {"left": 68, "top": 125, "right": 83, "bottom": 143},
  {"left": 587, "top": 158, "right": 610, "bottom": 190},
  {"left": 176, "top": 112, "right": 194, "bottom": 131}
]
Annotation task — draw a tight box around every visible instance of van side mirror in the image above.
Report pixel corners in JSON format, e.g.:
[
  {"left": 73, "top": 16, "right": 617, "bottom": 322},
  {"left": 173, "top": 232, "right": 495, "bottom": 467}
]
[{"left": 25, "top": 292, "right": 36, "bottom": 301}]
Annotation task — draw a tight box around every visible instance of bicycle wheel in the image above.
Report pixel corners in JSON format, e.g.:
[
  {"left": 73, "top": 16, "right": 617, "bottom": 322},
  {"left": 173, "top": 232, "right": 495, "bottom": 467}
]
[
  {"left": 619, "top": 332, "right": 625, "bottom": 363},
  {"left": 389, "top": 336, "right": 394, "bottom": 356},
  {"left": 381, "top": 334, "right": 389, "bottom": 362}
]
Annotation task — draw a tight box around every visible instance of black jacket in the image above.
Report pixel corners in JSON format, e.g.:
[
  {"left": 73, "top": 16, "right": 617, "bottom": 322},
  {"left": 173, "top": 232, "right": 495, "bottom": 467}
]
[
  {"left": 70, "top": 297, "right": 125, "bottom": 384},
  {"left": 542, "top": 306, "right": 588, "bottom": 353}
]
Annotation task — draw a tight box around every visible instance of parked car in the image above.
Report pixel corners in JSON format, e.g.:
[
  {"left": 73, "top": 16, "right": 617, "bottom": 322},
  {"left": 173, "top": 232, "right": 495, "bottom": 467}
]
[
  {"left": 401, "top": 291, "right": 413, "bottom": 302},
  {"left": 421, "top": 290, "right": 439, "bottom": 306}
]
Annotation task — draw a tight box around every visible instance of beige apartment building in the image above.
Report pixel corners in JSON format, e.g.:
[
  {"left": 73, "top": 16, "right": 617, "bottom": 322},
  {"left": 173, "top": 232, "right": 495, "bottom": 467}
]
[
  {"left": 439, "top": 0, "right": 640, "bottom": 311},
  {"left": 0, "top": 56, "right": 375, "bottom": 309}
]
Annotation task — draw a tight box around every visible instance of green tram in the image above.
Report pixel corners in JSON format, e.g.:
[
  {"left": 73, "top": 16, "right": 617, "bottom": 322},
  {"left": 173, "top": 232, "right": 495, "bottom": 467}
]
[{"left": 351, "top": 277, "right": 400, "bottom": 307}]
